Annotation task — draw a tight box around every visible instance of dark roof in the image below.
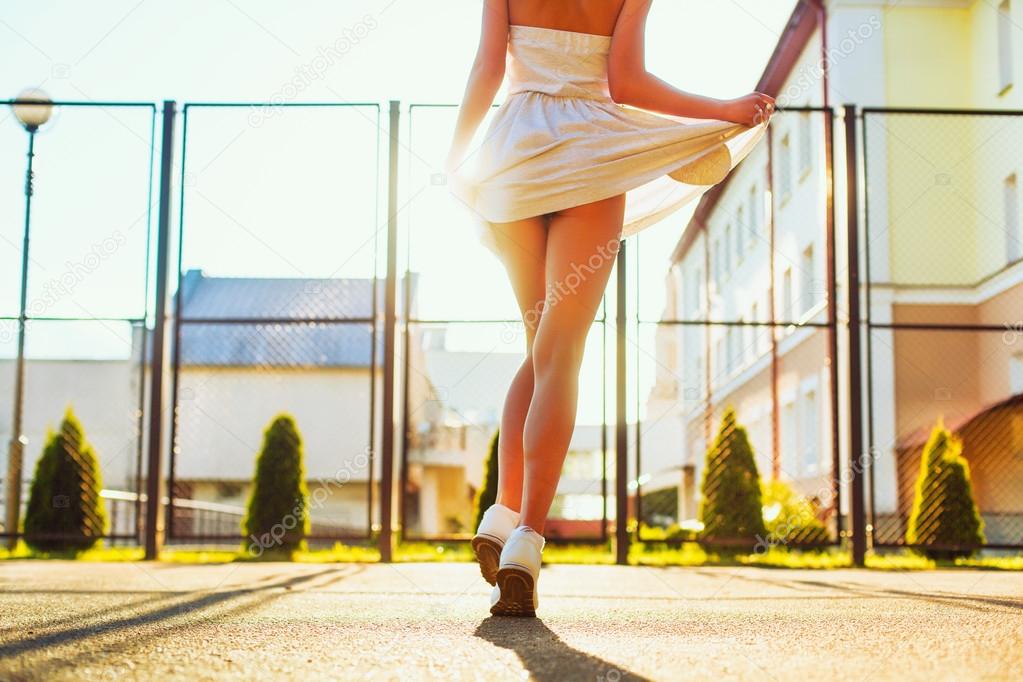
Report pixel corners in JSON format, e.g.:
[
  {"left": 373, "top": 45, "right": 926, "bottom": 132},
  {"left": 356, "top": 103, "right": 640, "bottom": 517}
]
[
  {"left": 896, "top": 392, "right": 1023, "bottom": 452},
  {"left": 173, "top": 269, "right": 405, "bottom": 368},
  {"left": 178, "top": 268, "right": 380, "bottom": 320},
  {"left": 671, "top": 0, "right": 823, "bottom": 264}
]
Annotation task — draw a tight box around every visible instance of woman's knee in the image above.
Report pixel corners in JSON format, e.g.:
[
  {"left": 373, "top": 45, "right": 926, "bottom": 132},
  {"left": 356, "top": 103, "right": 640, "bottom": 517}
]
[{"left": 531, "top": 322, "right": 587, "bottom": 379}]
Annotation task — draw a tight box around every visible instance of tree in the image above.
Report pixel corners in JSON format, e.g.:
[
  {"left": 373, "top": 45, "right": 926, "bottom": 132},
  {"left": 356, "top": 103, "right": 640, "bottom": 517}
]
[
  {"left": 699, "top": 407, "right": 766, "bottom": 552},
  {"left": 906, "top": 421, "right": 985, "bottom": 559},
  {"left": 23, "top": 408, "right": 107, "bottom": 553},
  {"left": 761, "top": 479, "right": 829, "bottom": 545},
  {"left": 243, "top": 414, "right": 310, "bottom": 557},
  {"left": 472, "top": 429, "right": 500, "bottom": 533}
]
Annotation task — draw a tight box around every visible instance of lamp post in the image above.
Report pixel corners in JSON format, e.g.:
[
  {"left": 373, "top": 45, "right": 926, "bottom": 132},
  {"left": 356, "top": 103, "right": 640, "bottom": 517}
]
[{"left": 5, "top": 89, "right": 53, "bottom": 549}]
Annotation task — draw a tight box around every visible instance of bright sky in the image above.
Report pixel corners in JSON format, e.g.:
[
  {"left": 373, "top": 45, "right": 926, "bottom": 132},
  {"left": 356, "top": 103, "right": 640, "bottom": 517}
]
[{"left": 1, "top": 0, "right": 797, "bottom": 423}]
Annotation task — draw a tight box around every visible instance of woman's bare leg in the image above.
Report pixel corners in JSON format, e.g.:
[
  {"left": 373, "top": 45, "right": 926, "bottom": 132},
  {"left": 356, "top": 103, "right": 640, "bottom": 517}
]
[
  {"left": 483, "top": 217, "right": 548, "bottom": 513},
  {"left": 519, "top": 194, "right": 626, "bottom": 533}
]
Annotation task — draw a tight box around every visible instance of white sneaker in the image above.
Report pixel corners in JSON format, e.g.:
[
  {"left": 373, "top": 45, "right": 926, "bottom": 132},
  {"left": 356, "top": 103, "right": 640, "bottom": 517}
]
[
  {"left": 471, "top": 504, "right": 519, "bottom": 585},
  {"left": 491, "top": 525, "right": 545, "bottom": 617}
]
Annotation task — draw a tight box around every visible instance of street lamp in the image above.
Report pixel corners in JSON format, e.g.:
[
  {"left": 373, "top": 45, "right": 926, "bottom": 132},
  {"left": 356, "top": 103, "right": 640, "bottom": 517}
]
[{"left": 5, "top": 88, "right": 54, "bottom": 549}]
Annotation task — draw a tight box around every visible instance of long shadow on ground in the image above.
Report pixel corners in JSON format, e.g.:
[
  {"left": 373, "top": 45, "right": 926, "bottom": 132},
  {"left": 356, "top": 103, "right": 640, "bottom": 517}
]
[
  {"left": 475, "top": 616, "right": 651, "bottom": 681},
  {"left": 695, "top": 569, "right": 1023, "bottom": 614},
  {"left": 0, "top": 565, "right": 363, "bottom": 678}
]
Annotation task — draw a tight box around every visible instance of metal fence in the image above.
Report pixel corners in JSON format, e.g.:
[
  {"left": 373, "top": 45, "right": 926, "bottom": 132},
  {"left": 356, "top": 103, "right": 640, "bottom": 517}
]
[
  {"left": 3, "top": 98, "right": 1022, "bottom": 560},
  {"left": 167, "top": 102, "right": 384, "bottom": 544},
  {"left": 402, "top": 104, "right": 613, "bottom": 544},
  {"left": 633, "top": 108, "right": 842, "bottom": 549},
  {"left": 1, "top": 100, "right": 157, "bottom": 547},
  {"left": 862, "top": 108, "right": 1023, "bottom": 550}
]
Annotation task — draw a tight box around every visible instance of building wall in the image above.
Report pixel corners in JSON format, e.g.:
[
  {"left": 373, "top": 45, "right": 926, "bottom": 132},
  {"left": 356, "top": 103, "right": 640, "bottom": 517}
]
[
  {"left": 644, "top": 21, "right": 839, "bottom": 525},
  {"left": 0, "top": 357, "right": 141, "bottom": 491},
  {"left": 174, "top": 367, "right": 376, "bottom": 482},
  {"left": 185, "top": 477, "right": 374, "bottom": 536},
  {"left": 970, "top": 0, "right": 1023, "bottom": 108},
  {"left": 875, "top": 0, "right": 1023, "bottom": 522},
  {"left": 883, "top": 4, "right": 973, "bottom": 108}
]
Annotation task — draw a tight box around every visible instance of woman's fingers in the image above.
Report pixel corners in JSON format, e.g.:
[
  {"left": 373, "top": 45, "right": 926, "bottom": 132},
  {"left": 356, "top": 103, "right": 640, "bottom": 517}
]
[{"left": 753, "top": 93, "right": 776, "bottom": 125}]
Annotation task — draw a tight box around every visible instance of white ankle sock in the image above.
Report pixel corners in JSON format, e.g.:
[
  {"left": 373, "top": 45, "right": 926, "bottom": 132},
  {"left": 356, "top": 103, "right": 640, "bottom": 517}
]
[
  {"left": 510, "top": 525, "right": 546, "bottom": 550},
  {"left": 476, "top": 503, "right": 520, "bottom": 542}
]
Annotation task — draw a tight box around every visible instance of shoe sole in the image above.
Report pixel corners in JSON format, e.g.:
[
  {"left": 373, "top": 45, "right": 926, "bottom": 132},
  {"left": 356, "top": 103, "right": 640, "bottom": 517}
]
[
  {"left": 491, "top": 566, "right": 536, "bottom": 617},
  {"left": 470, "top": 535, "right": 502, "bottom": 586}
]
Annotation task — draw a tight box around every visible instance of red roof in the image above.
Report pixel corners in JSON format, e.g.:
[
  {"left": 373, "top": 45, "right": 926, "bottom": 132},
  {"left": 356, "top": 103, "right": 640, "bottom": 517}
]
[{"left": 896, "top": 392, "right": 1023, "bottom": 453}]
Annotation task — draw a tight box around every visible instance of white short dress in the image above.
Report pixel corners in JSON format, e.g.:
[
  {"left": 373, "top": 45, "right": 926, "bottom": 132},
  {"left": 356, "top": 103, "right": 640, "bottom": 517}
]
[{"left": 448, "top": 24, "right": 768, "bottom": 249}]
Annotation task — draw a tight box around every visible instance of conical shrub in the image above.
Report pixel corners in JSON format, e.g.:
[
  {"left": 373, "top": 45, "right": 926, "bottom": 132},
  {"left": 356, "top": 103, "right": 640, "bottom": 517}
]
[
  {"left": 472, "top": 429, "right": 500, "bottom": 532},
  {"left": 699, "top": 407, "right": 766, "bottom": 551},
  {"left": 906, "top": 421, "right": 985, "bottom": 559},
  {"left": 243, "top": 414, "right": 309, "bottom": 557},
  {"left": 23, "top": 408, "right": 107, "bottom": 552}
]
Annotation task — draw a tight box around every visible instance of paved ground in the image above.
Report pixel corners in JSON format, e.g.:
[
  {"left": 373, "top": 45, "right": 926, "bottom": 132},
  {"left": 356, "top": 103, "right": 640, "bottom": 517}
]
[{"left": 0, "top": 561, "right": 1021, "bottom": 681}]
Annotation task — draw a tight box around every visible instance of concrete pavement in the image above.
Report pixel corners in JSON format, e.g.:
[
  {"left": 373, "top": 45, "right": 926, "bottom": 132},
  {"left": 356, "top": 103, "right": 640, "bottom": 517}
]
[{"left": 1, "top": 561, "right": 1021, "bottom": 680}]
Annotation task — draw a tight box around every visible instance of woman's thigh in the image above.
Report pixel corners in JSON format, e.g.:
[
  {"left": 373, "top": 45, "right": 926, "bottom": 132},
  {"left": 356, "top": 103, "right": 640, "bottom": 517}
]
[
  {"left": 483, "top": 217, "right": 548, "bottom": 346},
  {"left": 540, "top": 194, "right": 626, "bottom": 340}
]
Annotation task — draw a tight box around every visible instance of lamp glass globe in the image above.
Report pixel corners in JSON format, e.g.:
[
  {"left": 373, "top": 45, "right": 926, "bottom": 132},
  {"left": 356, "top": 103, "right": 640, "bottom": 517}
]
[{"left": 13, "top": 88, "right": 54, "bottom": 130}]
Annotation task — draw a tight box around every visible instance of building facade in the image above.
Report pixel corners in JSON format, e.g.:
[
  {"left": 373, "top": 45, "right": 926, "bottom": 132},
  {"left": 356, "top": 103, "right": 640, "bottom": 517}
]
[{"left": 644, "top": 0, "right": 1023, "bottom": 544}]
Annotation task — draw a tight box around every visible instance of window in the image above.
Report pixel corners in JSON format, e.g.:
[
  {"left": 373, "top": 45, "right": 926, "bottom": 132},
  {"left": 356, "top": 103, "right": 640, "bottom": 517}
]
[
  {"left": 690, "top": 267, "right": 702, "bottom": 315},
  {"left": 779, "top": 134, "right": 793, "bottom": 198},
  {"left": 726, "top": 327, "right": 735, "bottom": 374},
  {"left": 798, "top": 114, "right": 813, "bottom": 176},
  {"left": 802, "top": 389, "right": 818, "bottom": 474},
  {"left": 801, "top": 245, "right": 816, "bottom": 314},
  {"left": 715, "top": 337, "right": 725, "bottom": 379},
  {"left": 736, "top": 205, "right": 746, "bottom": 260},
  {"left": 781, "top": 400, "right": 798, "bottom": 477},
  {"left": 754, "top": 299, "right": 770, "bottom": 355},
  {"left": 712, "top": 239, "right": 721, "bottom": 286},
  {"left": 750, "top": 302, "right": 760, "bottom": 359},
  {"left": 1000, "top": 0, "right": 1014, "bottom": 93},
  {"left": 746, "top": 306, "right": 757, "bottom": 364},
  {"left": 749, "top": 184, "right": 761, "bottom": 240},
  {"left": 1011, "top": 352, "right": 1023, "bottom": 394},
  {"left": 724, "top": 223, "right": 733, "bottom": 277},
  {"left": 1006, "top": 173, "right": 1021, "bottom": 264},
  {"left": 782, "top": 267, "right": 794, "bottom": 321}
]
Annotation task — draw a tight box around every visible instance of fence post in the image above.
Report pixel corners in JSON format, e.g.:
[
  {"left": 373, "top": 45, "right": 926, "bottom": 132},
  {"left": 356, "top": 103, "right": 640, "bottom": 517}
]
[
  {"left": 378, "top": 100, "right": 400, "bottom": 563},
  {"left": 615, "top": 241, "right": 629, "bottom": 565},
  {"left": 843, "top": 104, "right": 867, "bottom": 567},
  {"left": 144, "top": 100, "right": 177, "bottom": 560},
  {"left": 4, "top": 126, "right": 37, "bottom": 549}
]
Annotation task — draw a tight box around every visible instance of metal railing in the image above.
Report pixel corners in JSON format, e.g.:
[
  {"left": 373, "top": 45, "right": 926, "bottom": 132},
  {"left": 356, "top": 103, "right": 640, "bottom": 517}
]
[
  {"left": 862, "top": 107, "right": 1023, "bottom": 551},
  {"left": 4, "top": 98, "right": 1021, "bottom": 563},
  {"left": 0, "top": 100, "right": 158, "bottom": 550},
  {"left": 166, "top": 101, "right": 384, "bottom": 546},
  {"left": 634, "top": 108, "right": 843, "bottom": 551}
]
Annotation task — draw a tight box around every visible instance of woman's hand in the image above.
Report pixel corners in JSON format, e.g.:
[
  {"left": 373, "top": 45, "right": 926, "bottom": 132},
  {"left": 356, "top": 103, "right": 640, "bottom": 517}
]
[{"left": 719, "top": 92, "right": 776, "bottom": 127}]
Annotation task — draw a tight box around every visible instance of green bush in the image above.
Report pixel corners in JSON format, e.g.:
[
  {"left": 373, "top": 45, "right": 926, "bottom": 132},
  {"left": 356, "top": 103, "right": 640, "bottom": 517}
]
[
  {"left": 23, "top": 408, "right": 107, "bottom": 553},
  {"left": 472, "top": 429, "right": 500, "bottom": 532},
  {"left": 699, "top": 407, "right": 766, "bottom": 552},
  {"left": 243, "top": 414, "right": 310, "bottom": 557},
  {"left": 761, "top": 480, "right": 829, "bottom": 545},
  {"left": 640, "top": 487, "right": 679, "bottom": 528},
  {"left": 906, "top": 421, "right": 985, "bottom": 559}
]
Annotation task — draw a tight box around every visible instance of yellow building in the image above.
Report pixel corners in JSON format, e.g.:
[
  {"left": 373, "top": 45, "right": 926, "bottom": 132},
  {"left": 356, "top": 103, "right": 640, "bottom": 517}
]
[{"left": 644, "top": 0, "right": 1023, "bottom": 545}]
